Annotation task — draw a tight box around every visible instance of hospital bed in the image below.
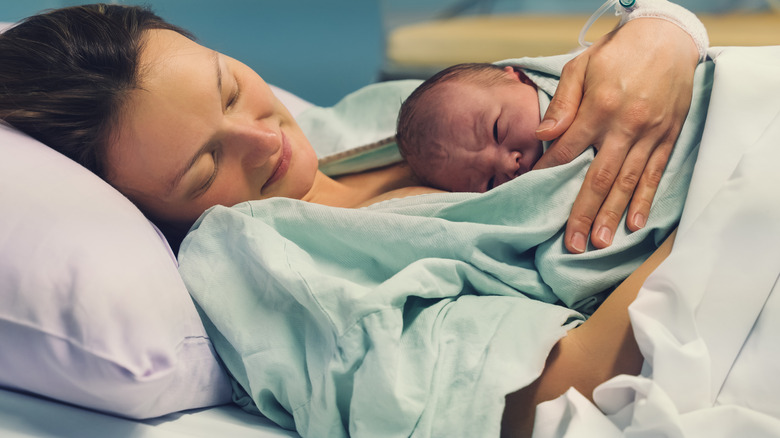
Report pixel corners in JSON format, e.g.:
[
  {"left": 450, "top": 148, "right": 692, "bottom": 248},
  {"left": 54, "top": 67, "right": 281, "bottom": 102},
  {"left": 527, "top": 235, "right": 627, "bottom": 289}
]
[
  {"left": 3, "top": 14, "right": 780, "bottom": 437},
  {"left": 0, "top": 388, "right": 297, "bottom": 438},
  {"left": 0, "top": 79, "right": 313, "bottom": 437}
]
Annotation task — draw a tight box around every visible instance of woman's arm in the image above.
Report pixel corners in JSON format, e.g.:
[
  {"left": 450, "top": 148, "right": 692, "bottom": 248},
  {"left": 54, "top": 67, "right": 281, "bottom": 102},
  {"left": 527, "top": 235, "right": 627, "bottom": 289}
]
[
  {"left": 501, "top": 229, "right": 677, "bottom": 437},
  {"left": 534, "top": 2, "right": 704, "bottom": 254}
]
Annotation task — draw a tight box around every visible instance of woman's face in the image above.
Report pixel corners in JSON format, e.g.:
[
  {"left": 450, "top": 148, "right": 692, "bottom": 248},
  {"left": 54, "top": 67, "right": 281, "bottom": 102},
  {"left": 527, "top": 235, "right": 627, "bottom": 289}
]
[{"left": 107, "top": 29, "right": 318, "bottom": 225}]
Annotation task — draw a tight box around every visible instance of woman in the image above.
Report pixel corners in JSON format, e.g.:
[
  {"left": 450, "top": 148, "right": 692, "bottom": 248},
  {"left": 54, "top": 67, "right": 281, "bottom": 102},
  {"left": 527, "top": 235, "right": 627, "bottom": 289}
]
[
  {"left": 0, "top": 3, "right": 703, "bottom": 252},
  {"left": 0, "top": 3, "right": 701, "bottom": 435}
]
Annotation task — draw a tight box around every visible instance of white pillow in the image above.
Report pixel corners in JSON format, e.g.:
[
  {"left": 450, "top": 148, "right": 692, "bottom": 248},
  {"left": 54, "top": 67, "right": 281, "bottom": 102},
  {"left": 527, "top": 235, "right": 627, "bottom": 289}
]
[
  {"left": 270, "top": 83, "right": 314, "bottom": 118},
  {"left": 0, "top": 123, "right": 233, "bottom": 419},
  {"left": 0, "top": 16, "right": 314, "bottom": 417}
]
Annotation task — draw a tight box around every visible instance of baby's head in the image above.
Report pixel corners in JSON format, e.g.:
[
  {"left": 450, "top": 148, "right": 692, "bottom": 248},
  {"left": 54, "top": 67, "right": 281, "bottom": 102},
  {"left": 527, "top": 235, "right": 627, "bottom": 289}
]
[{"left": 397, "top": 63, "right": 543, "bottom": 192}]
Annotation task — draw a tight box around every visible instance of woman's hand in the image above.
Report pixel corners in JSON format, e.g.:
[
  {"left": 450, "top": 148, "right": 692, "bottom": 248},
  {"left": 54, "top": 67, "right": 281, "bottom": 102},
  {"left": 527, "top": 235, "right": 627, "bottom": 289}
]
[{"left": 533, "top": 18, "right": 699, "bottom": 254}]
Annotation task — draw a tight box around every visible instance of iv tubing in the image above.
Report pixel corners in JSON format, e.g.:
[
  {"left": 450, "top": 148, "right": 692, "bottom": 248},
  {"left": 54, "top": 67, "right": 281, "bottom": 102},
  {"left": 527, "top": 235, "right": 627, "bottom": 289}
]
[{"left": 578, "top": 0, "right": 625, "bottom": 48}]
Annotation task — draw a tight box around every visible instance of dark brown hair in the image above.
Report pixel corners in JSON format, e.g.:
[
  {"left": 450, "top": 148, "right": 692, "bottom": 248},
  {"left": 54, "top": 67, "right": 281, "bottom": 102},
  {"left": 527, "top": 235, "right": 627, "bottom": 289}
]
[{"left": 0, "top": 3, "right": 192, "bottom": 178}]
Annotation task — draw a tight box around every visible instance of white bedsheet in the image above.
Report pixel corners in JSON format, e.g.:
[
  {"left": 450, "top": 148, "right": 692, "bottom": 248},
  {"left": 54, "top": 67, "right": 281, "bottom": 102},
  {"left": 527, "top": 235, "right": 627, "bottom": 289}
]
[
  {"left": 535, "top": 45, "right": 780, "bottom": 437},
  {"left": 0, "top": 387, "right": 299, "bottom": 438}
]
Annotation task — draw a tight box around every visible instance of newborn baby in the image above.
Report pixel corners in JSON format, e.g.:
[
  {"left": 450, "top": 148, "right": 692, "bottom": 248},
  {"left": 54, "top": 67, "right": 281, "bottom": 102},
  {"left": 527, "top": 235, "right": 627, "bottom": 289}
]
[{"left": 396, "top": 63, "right": 543, "bottom": 192}]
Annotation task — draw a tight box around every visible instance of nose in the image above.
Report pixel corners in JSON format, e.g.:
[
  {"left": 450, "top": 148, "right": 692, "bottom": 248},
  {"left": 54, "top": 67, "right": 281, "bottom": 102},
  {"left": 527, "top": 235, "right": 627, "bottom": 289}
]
[
  {"left": 503, "top": 150, "right": 522, "bottom": 176},
  {"left": 225, "top": 119, "right": 280, "bottom": 169},
  {"left": 493, "top": 150, "right": 523, "bottom": 188}
]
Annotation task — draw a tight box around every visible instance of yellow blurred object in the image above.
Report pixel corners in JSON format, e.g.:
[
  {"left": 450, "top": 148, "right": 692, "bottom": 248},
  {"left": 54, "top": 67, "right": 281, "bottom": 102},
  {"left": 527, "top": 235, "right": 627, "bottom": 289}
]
[
  {"left": 383, "top": 12, "right": 780, "bottom": 77},
  {"left": 386, "top": 15, "right": 609, "bottom": 67},
  {"left": 701, "top": 12, "right": 780, "bottom": 46}
]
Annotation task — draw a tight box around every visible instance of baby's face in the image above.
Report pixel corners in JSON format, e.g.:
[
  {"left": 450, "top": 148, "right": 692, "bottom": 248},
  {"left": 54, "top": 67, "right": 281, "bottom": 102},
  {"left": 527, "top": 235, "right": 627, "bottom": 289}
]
[{"left": 420, "top": 68, "right": 543, "bottom": 192}]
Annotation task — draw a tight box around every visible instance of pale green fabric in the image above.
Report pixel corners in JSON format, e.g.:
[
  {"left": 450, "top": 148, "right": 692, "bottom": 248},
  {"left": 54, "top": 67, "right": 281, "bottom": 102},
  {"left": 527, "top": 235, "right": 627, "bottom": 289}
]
[{"left": 179, "top": 58, "right": 713, "bottom": 437}]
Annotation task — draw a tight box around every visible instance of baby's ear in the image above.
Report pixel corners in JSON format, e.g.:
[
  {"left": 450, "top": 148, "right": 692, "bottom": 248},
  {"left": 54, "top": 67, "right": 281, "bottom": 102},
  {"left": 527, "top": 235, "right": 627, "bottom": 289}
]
[
  {"left": 503, "top": 65, "right": 519, "bottom": 80},
  {"left": 504, "top": 65, "right": 534, "bottom": 87}
]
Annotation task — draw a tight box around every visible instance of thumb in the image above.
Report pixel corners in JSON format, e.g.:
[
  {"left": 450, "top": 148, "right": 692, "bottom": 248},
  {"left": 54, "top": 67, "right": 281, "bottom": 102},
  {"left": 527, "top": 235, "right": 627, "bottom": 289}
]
[{"left": 536, "top": 58, "right": 586, "bottom": 142}]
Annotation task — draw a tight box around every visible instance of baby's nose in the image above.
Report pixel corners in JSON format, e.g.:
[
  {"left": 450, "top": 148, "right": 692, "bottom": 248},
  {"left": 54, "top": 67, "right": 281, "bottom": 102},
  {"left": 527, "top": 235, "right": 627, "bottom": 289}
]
[{"left": 507, "top": 151, "right": 522, "bottom": 175}]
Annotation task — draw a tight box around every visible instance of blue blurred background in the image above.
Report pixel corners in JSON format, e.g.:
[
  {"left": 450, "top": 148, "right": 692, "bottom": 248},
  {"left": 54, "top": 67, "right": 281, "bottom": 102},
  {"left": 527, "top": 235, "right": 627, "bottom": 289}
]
[{"left": 0, "top": 0, "right": 771, "bottom": 106}]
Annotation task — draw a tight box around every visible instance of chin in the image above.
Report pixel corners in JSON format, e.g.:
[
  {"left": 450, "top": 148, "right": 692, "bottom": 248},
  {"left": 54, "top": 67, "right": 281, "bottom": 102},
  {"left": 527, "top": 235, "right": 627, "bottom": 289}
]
[{"left": 289, "top": 168, "right": 318, "bottom": 201}]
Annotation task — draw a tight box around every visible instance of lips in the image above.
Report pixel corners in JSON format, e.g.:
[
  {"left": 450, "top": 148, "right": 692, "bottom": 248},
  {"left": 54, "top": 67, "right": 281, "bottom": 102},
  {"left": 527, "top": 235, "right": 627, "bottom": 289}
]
[
  {"left": 262, "top": 132, "right": 291, "bottom": 192},
  {"left": 513, "top": 143, "right": 541, "bottom": 178},
  {"left": 523, "top": 140, "right": 544, "bottom": 173},
  {"left": 515, "top": 163, "right": 531, "bottom": 178}
]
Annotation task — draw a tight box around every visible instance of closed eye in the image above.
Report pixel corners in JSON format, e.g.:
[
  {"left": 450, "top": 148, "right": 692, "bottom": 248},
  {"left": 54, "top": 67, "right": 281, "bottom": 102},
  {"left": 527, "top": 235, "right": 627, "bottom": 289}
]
[
  {"left": 226, "top": 77, "right": 240, "bottom": 110},
  {"left": 493, "top": 120, "right": 499, "bottom": 143},
  {"left": 194, "top": 149, "right": 220, "bottom": 196}
]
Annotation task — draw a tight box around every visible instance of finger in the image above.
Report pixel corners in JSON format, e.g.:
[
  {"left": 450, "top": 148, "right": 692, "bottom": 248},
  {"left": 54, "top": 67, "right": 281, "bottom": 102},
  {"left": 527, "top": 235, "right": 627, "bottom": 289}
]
[
  {"left": 533, "top": 106, "right": 600, "bottom": 172},
  {"left": 535, "top": 57, "right": 587, "bottom": 143},
  {"left": 534, "top": 134, "right": 588, "bottom": 171},
  {"left": 626, "top": 139, "right": 674, "bottom": 232},
  {"left": 563, "top": 144, "right": 629, "bottom": 253},
  {"left": 590, "top": 140, "right": 655, "bottom": 248}
]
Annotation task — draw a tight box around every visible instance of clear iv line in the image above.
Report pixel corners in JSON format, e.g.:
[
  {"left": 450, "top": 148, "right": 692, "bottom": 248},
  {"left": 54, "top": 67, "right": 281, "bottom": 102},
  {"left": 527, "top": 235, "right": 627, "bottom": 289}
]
[{"left": 578, "top": 0, "right": 637, "bottom": 48}]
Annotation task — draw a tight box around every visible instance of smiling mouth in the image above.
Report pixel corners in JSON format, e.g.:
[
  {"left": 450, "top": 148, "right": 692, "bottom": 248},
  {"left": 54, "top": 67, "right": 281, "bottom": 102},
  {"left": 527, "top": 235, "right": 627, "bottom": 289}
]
[{"left": 262, "top": 132, "right": 292, "bottom": 192}]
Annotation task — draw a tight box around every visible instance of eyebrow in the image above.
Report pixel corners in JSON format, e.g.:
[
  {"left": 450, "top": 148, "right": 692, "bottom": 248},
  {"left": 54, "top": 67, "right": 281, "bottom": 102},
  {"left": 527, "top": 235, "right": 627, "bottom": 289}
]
[{"left": 166, "top": 51, "right": 222, "bottom": 196}]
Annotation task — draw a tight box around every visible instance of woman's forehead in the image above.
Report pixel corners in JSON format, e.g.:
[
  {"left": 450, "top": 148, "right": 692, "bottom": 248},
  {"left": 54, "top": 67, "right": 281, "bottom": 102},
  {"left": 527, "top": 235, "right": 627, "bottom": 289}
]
[
  {"left": 139, "top": 29, "right": 214, "bottom": 80},
  {"left": 107, "top": 30, "right": 219, "bottom": 196}
]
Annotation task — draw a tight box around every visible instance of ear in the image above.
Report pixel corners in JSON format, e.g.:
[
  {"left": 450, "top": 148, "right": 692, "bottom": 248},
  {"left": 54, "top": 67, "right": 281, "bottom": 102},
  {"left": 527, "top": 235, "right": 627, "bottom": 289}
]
[
  {"left": 503, "top": 65, "right": 535, "bottom": 87},
  {"left": 503, "top": 65, "right": 520, "bottom": 80}
]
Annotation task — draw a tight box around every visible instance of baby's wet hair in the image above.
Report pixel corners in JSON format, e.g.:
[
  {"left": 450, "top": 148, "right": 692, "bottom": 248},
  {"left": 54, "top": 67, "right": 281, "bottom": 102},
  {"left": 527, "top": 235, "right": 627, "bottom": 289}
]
[{"left": 396, "top": 63, "right": 516, "bottom": 186}]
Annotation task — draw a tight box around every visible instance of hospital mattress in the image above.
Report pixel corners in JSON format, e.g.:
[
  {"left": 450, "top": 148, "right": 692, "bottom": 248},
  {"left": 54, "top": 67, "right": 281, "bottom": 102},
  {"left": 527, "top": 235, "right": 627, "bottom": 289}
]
[{"left": 0, "top": 387, "right": 299, "bottom": 438}]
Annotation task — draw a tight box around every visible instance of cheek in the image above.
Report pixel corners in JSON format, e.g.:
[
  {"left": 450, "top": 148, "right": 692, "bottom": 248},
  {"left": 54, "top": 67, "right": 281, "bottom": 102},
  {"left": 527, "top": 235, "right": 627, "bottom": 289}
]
[
  {"left": 198, "top": 174, "right": 254, "bottom": 212},
  {"left": 298, "top": 147, "right": 321, "bottom": 194},
  {"left": 285, "top": 129, "right": 318, "bottom": 189},
  {"left": 428, "top": 167, "right": 474, "bottom": 192}
]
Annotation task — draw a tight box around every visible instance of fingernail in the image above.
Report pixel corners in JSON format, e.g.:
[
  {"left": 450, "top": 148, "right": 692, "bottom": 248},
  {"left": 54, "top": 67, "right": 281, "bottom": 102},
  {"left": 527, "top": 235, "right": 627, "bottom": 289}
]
[
  {"left": 633, "top": 212, "right": 647, "bottom": 229},
  {"left": 571, "top": 232, "right": 587, "bottom": 253},
  {"left": 597, "top": 226, "right": 613, "bottom": 246},
  {"left": 537, "top": 119, "right": 556, "bottom": 133}
]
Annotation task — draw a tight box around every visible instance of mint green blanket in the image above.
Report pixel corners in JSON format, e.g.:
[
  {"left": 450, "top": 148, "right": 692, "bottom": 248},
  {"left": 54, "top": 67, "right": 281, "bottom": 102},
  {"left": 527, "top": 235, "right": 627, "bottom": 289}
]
[{"left": 179, "top": 58, "right": 712, "bottom": 437}]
